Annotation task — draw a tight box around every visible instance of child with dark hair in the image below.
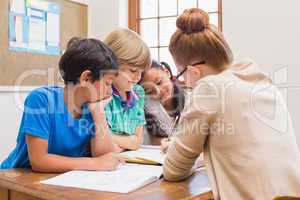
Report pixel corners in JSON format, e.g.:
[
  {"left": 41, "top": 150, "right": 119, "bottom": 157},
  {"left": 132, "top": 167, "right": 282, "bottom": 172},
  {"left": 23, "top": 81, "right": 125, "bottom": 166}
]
[
  {"left": 139, "top": 60, "right": 186, "bottom": 147},
  {"left": 0, "top": 37, "right": 124, "bottom": 172}
]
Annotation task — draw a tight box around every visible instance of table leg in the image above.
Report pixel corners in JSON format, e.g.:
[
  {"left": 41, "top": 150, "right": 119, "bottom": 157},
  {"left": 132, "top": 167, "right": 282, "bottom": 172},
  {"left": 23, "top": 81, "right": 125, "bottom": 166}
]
[
  {"left": 0, "top": 186, "right": 9, "bottom": 200},
  {"left": 10, "top": 191, "right": 42, "bottom": 200}
]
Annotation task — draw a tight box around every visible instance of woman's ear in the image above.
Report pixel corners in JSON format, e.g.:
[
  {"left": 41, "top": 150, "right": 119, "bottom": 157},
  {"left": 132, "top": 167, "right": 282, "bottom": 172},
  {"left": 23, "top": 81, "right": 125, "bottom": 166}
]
[
  {"left": 79, "top": 70, "right": 91, "bottom": 84},
  {"left": 187, "top": 65, "right": 203, "bottom": 79}
]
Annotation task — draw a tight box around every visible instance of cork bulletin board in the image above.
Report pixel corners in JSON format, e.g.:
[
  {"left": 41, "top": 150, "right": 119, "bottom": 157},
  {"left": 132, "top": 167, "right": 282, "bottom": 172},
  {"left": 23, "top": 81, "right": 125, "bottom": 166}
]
[{"left": 0, "top": 0, "right": 88, "bottom": 86}]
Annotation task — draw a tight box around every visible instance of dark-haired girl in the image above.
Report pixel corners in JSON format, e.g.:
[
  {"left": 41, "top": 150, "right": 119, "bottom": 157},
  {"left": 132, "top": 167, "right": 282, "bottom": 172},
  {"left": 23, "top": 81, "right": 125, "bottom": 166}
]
[{"left": 139, "top": 60, "right": 186, "bottom": 147}]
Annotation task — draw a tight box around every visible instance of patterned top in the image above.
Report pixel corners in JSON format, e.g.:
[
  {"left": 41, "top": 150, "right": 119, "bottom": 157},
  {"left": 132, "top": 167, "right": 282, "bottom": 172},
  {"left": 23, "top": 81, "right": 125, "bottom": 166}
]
[{"left": 105, "top": 84, "right": 146, "bottom": 135}]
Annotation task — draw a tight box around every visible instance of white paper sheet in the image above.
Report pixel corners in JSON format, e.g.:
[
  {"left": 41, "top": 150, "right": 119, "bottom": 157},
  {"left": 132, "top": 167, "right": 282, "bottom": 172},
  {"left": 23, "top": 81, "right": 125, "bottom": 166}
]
[
  {"left": 15, "top": 16, "right": 23, "bottom": 43},
  {"left": 194, "top": 168, "right": 212, "bottom": 194},
  {"left": 46, "top": 12, "right": 59, "bottom": 46},
  {"left": 28, "top": 16, "right": 46, "bottom": 51},
  {"left": 41, "top": 164, "right": 163, "bottom": 194},
  {"left": 121, "top": 147, "right": 166, "bottom": 164},
  {"left": 10, "top": 0, "right": 25, "bottom": 14},
  {"left": 28, "top": 0, "right": 49, "bottom": 11},
  {"left": 140, "top": 145, "right": 160, "bottom": 149},
  {"left": 10, "top": 15, "right": 28, "bottom": 49}
]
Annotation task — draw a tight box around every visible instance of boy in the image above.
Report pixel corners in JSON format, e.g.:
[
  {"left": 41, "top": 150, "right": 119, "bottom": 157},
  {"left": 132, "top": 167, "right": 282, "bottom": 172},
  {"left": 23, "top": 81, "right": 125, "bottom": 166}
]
[{"left": 0, "top": 38, "right": 124, "bottom": 172}]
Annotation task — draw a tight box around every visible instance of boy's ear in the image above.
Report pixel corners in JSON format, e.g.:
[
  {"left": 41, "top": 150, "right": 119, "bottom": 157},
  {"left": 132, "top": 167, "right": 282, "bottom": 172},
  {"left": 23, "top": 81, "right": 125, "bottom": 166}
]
[{"left": 79, "top": 70, "right": 92, "bottom": 83}]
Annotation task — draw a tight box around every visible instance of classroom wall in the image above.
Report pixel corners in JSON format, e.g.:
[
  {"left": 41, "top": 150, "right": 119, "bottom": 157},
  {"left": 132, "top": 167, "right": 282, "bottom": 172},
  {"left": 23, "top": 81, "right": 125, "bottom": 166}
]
[
  {"left": 0, "top": 0, "right": 128, "bottom": 162},
  {"left": 222, "top": 0, "right": 300, "bottom": 146},
  {"left": 0, "top": 90, "right": 29, "bottom": 161},
  {"left": 88, "top": 0, "right": 128, "bottom": 39}
]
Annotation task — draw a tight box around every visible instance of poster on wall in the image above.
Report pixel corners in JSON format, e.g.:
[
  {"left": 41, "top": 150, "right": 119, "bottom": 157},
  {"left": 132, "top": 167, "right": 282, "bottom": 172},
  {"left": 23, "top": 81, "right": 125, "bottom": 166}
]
[{"left": 9, "top": 0, "right": 61, "bottom": 56}]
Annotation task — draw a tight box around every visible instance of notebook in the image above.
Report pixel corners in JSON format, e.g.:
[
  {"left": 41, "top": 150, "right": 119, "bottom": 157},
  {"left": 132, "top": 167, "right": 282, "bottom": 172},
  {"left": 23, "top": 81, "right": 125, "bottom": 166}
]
[
  {"left": 120, "top": 145, "right": 166, "bottom": 165},
  {"left": 41, "top": 164, "right": 163, "bottom": 193}
]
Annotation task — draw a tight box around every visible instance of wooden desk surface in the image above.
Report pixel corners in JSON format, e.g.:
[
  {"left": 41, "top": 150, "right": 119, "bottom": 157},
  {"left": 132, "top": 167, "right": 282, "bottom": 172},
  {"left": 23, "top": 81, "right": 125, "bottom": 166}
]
[{"left": 0, "top": 169, "right": 213, "bottom": 200}]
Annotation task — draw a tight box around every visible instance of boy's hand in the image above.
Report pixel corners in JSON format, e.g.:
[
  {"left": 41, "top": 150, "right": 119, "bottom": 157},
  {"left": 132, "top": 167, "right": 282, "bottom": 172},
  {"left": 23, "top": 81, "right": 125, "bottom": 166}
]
[
  {"left": 88, "top": 96, "right": 112, "bottom": 116},
  {"left": 160, "top": 138, "right": 171, "bottom": 153},
  {"left": 92, "top": 152, "right": 125, "bottom": 171}
]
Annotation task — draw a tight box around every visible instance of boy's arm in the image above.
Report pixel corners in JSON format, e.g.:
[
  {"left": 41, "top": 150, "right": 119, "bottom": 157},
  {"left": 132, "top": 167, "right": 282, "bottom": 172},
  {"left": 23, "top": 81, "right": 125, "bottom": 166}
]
[
  {"left": 88, "top": 98, "right": 115, "bottom": 157},
  {"left": 26, "top": 135, "right": 122, "bottom": 173},
  {"left": 89, "top": 110, "right": 115, "bottom": 157},
  {"left": 23, "top": 92, "right": 122, "bottom": 173},
  {"left": 112, "top": 126, "right": 144, "bottom": 151}
]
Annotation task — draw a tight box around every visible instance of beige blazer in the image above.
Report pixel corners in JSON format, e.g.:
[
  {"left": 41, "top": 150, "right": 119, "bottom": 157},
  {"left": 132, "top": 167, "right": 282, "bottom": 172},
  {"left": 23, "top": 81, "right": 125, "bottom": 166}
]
[{"left": 163, "top": 60, "right": 300, "bottom": 200}]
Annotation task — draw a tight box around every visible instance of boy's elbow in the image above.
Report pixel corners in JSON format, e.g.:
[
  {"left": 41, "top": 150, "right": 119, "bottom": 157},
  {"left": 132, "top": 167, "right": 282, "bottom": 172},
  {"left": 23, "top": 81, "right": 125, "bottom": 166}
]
[
  {"left": 31, "top": 161, "right": 46, "bottom": 172},
  {"left": 131, "top": 144, "right": 140, "bottom": 151},
  {"left": 29, "top": 155, "right": 49, "bottom": 173},
  {"left": 31, "top": 165, "right": 43, "bottom": 172},
  {"left": 125, "top": 143, "right": 140, "bottom": 151},
  {"left": 130, "top": 139, "right": 141, "bottom": 150}
]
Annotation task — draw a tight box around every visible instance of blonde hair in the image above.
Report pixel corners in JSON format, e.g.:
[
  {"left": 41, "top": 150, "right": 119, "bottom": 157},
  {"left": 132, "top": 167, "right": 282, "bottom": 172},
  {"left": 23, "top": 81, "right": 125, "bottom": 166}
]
[
  {"left": 169, "top": 8, "right": 233, "bottom": 69},
  {"left": 104, "top": 28, "right": 151, "bottom": 70}
]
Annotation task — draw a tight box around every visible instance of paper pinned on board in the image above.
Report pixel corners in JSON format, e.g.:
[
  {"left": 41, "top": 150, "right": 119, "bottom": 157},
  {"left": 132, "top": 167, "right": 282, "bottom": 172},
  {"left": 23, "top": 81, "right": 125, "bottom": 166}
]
[
  {"left": 15, "top": 16, "right": 24, "bottom": 43},
  {"left": 46, "top": 12, "right": 59, "bottom": 46},
  {"left": 10, "top": 0, "right": 25, "bottom": 14},
  {"left": 28, "top": 16, "right": 46, "bottom": 51}
]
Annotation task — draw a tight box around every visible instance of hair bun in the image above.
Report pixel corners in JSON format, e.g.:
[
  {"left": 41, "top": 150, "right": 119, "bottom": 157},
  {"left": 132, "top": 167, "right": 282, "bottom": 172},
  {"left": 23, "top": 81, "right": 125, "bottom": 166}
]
[{"left": 176, "top": 8, "right": 210, "bottom": 34}]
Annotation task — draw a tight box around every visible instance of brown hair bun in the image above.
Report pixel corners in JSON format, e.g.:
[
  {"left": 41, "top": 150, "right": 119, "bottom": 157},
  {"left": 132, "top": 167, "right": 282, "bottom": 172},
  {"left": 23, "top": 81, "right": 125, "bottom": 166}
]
[
  {"left": 176, "top": 8, "right": 210, "bottom": 34},
  {"left": 169, "top": 8, "right": 233, "bottom": 70}
]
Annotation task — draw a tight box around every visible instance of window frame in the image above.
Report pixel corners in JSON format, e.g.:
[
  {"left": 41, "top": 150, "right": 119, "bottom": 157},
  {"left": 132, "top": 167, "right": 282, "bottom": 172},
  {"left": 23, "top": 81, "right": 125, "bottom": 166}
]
[
  {"left": 128, "top": 0, "right": 223, "bottom": 73},
  {"left": 128, "top": 0, "right": 223, "bottom": 33}
]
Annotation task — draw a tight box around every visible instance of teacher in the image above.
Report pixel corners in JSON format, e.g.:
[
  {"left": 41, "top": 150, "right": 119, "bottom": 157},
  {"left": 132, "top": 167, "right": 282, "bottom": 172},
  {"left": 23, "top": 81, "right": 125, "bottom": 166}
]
[{"left": 163, "top": 8, "right": 300, "bottom": 199}]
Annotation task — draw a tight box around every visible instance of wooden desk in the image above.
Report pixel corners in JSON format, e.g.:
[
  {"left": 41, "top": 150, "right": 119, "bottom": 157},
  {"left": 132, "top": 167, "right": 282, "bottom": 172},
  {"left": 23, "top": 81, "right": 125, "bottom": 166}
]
[{"left": 0, "top": 169, "right": 213, "bottom": 200}]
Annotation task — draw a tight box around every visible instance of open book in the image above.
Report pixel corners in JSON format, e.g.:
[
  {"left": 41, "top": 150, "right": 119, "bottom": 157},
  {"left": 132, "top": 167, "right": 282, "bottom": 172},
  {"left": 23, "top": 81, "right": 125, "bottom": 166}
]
[
  {"left": 120, "top": 145, "right": 166, "bottom": 165},
  {"left": 41, "top": 164, "right": 163, "bottom": 193}
]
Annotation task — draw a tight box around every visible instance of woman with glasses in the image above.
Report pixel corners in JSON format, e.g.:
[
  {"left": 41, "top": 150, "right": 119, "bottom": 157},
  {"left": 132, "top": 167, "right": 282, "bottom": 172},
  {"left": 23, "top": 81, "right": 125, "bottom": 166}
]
[{"left": 163, "top": 8, "right": 300, "bottom": 199}]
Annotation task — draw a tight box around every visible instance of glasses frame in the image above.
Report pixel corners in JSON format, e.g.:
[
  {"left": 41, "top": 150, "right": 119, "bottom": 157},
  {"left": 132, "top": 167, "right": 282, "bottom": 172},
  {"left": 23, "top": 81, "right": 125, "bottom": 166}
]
[{"left": 174, "top": 61, "right": 206, "bottom": 80}]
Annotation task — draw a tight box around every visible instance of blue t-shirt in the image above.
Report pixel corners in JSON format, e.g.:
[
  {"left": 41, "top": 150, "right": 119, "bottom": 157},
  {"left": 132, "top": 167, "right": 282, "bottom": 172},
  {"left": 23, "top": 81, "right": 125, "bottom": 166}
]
[{"left": 0, "top": 86, "right": 95, "bottom": 169}]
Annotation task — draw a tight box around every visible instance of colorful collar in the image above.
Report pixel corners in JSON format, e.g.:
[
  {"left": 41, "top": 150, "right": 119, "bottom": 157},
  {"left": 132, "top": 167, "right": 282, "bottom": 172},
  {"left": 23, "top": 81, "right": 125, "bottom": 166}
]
[{"left": 112, "top": 85, "right": 139, "bottom": 111}]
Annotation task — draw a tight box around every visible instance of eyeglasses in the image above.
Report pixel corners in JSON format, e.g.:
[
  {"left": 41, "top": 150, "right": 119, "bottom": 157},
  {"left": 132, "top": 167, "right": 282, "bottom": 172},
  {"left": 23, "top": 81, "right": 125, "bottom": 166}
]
[{"left": 173, "top": 61, "right": 206, "bottom": 81}]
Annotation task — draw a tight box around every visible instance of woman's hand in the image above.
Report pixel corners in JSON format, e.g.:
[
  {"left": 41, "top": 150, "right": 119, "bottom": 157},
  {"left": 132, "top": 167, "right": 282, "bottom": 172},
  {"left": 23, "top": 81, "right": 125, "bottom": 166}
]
[{"left": 160, "top": 138, "right": 171, "bottom": 153}]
